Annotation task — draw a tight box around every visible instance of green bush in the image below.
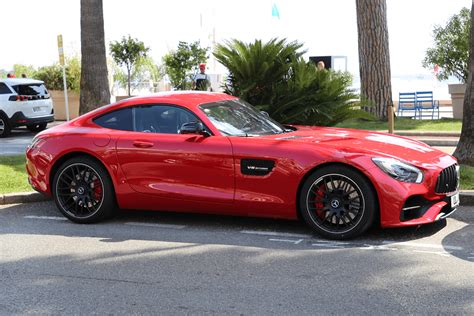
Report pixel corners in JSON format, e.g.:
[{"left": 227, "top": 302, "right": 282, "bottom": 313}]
[
  {"left": 34, "top": 56, "right": 81, "bottom": 92},
  {"left": 214, "top": 38, "right": 370, "bottom": 126}
]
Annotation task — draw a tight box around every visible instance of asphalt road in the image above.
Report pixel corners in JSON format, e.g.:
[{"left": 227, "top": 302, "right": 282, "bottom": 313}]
[
  {"left": 0, "top": 121, "right": 64, "bottom": 156},
  {"left": 1, "top": 201, "right": 473, "bottom": 315}
]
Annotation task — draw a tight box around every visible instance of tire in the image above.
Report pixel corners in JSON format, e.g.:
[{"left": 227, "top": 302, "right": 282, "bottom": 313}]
[
  {"left": 299, "top": 165, "right": 377, "bottom": 240},
  {"left": 52, "top": 156, "right": 116, "bottom": 223},
  {"left": 27, "top": 123, "right": 47, "bottom": 133},
  {"left": 0, "top": 113, "right": 11, "bottom": 138}
]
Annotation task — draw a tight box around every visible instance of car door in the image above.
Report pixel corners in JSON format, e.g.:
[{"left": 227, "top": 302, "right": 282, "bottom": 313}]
[{"left": 115, "top": 104, "right": 234, "bottom": 204}]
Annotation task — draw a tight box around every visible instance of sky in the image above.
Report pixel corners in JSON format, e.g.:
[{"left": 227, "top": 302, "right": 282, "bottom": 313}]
[{"left": 0, "top": 0, "right": 471, "bottom": 79}]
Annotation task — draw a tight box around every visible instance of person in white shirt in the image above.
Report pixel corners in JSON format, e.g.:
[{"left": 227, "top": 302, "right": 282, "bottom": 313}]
[{"left": 192, "top": 63, "right": 210, "bottom": 91}]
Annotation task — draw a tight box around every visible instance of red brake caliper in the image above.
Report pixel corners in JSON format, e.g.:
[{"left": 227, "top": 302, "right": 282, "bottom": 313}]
[
  {"left": 93, "top": 180, "right": 103, "bottom": 201},
  {"left": 314, "top": 185, "right": 326, "bottom": 219}
]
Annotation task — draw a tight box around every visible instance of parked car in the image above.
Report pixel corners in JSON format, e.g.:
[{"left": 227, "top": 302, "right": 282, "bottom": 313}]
[
  {"left": 26, "top": 92, "right": 459, "bottom": 239},
  {"left": 0, "top": 78, "right": 54, "bottom": 137}
]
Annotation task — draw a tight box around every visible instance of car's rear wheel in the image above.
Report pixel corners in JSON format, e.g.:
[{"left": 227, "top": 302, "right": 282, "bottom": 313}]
[
  {"left": 27, "top": 123, "right": 47, "bottom": 132},
  {"left": 52, "top": 156, "right": 115, "bottom": 223},
  {"left": 299, "top": 165, "right": 377, "bottom": 240},
  {"left": 0, "top": 114, "right": 11, "bottom": 138}
]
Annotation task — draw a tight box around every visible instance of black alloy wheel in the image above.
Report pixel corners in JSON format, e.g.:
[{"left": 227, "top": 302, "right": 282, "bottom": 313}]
[
  {"left": 299, "top": 165, "right": 377, "bottom": 239},
  {"left": 53, "top": 157, "right": 115, "bottom": 223}
]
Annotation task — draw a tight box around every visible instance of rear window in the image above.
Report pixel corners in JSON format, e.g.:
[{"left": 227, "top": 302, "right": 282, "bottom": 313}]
[
  {"left": 94, "top": 107, "right": 133, "bottom": 131},
  {"left": 12, "top": 83, "right": 48, "bottom": 96},
  {"left": 0, "top": 83, "right": 11, "bottom": 94}
]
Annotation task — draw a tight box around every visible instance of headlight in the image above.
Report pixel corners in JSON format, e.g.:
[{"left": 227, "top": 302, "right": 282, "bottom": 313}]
[
  {"left": 29, "top": 136, "right": 44, "bottom": 149},
  {"left": 372, "top": 157, "right": 423, "bottom": 183}
]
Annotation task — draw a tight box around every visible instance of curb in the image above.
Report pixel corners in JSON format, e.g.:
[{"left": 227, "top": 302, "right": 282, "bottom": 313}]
[
  {"left": 460, "top": 191, "right": 474, "bottom": 206},
  {"left": 0, "top": 191, "right": 473, "bottom": 206},
  {"left": 420, "top": 140, "right": 458, "bottom": 147},
  {"left": 0, "top": 192, "right": 51, "bottom": 205}
]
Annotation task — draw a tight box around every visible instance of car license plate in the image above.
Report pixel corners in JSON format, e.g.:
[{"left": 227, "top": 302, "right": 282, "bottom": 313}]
[
  {"left": 451, "top": 192, "right": 460, "bottom": 208},
  {"left": 33, "top": 106, "right": 41, "bottom": 112}
]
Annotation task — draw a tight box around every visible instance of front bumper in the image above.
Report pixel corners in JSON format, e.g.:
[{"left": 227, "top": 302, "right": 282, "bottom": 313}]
[
  {"left": 365, "top": 156, "right": 459, "bottom": 228},
  {"left": 10, "top": 111, "right": 54, "bottom": 128}
]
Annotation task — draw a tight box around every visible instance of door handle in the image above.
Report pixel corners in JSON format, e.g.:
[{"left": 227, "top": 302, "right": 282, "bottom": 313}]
[{"left": 133, "top": 140, "right": 154, "bottom": 148}]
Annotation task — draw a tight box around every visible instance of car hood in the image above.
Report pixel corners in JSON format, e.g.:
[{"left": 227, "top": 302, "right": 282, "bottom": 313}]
[{"left": 263, "top": 126, "right": 450, "bottom": 166}]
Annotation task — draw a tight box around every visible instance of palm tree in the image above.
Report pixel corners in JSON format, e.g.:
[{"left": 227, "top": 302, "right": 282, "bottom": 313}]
[
  {"left": 214, "top": 39, "right": 365, "bottom": 126},
  {"left": 454, "top": 3, "right": 474, "bottom": 165},
  {"left": 356, "top": 0, "right": 393, "bottom": 120},
  {"left": 79, "top": 0, "right": 110, "bottom": 115}
]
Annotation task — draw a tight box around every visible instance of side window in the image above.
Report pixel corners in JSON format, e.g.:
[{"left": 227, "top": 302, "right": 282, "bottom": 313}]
[
  {"left": 94, "top": 107, "right": 133, "bottom": 131},
  {"left": 134, "top": 105, "right": 202, "bottom": 134},
  {"left": 0, "top": 83, "right": 12, "bottom": 94}
]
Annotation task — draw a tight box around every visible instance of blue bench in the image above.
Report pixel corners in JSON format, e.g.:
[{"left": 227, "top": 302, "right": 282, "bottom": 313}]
[
  {"left": 398, "top": 92, "right": 417, "bottom": 117},
  {"left": 398, "top": 91, "right": 440, "bottom": 119},
  {"left": 415, "top": 91, "right": 439, "bottom": 119}
]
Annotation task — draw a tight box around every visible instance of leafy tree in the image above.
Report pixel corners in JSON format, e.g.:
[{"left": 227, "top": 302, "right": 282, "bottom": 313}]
[
  {"left": 454, "top": 4, "right": 474, "bottom": 165},
  {"left": 112, "top": 56, "right": 163, "bottom": 93},
  {"left": 356, "top": 0, "right": 393, "bottom": 120},
  {"left": 110, "top": 35, "right": 149, "bottom": 96},
  {"left": 214, "top": 38, "right": 369, "bottom": 126},
  {"left": 80, "top": 0, "right": 110, "bottom": 115},
  {"left": 13, "top": 64, "right": 36, "bottom": 78},
  {"left": 423, "top": 7, "right": 470, "bottom": 82},
  {"left": 163, "top": 41, "right": 209, "bottom": 90}
]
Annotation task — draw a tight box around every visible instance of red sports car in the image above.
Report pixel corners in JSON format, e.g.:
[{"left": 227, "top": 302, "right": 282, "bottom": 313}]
[{"left": 26, "top": 92, "right": 460, "bottom": 239}]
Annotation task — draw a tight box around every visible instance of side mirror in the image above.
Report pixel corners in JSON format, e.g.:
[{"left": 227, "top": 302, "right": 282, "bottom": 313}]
[
  {"left": 260, "top": 111, "right": 270, "bottom": 118},
  {"left": 179, "top": 122, "right": 210, "bottom": 136}
]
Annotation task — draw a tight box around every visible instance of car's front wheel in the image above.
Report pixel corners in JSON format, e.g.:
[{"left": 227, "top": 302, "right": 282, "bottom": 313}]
[
  {"left": 52, "top": 156, "right": 116, "bottom": 223},
  {"left": 299, "top": 165, "right": 377, "bottom": 240},
  {"left": 27, "top": 123, "right": 47, "bottom": 132}
]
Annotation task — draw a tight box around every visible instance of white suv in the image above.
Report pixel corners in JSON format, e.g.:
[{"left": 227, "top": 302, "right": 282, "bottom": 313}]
[{"left": 0, "top": 78, "right": 54, "bottom": 137}]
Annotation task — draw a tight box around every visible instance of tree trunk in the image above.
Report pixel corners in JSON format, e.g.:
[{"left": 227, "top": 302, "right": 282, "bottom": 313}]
[
  {"left": 453, "top": 3, "right": 474, "bottom": 166},
  {"left": 356, "top": 0, "right": 393, "bottom": 120},
  {"left": 79, "top": 0, "right": 110, "bottom": 115},
  {"left": 127, "top": 67, "right": 131, "bottom": 96}
]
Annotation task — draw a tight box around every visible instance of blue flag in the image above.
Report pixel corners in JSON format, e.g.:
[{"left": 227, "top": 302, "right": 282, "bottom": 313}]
[{"left": 272, "top": 3, "right": 280, "bottom": 19}]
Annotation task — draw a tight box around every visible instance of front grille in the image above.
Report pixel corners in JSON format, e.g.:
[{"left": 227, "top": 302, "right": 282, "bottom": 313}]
[{"left": 435, "top": 164, "right": 459, "bottom": 194}]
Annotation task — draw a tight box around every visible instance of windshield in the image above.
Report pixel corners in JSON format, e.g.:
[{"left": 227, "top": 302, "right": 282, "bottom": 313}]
[{"left": 200, "top": 99, "right": 286, "bottom": 136}]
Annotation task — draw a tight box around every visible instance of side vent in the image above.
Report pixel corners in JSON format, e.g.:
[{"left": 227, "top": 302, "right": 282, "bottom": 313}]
[{"left": 241, "top": 159, "right": 275, "bottom": 176}]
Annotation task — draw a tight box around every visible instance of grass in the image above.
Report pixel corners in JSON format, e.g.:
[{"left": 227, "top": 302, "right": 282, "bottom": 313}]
[
  {"left": 460, "top": 165, "right": 474, "bottom": 190},
  {"left": 0, "top": 155, "right": 473, "bottom": 194},
  {"left": 336, "top": 118, "right": 462, "bottom": 132},
  {"left": 0, "top": 155, "right": 32, "bottom": 194}
]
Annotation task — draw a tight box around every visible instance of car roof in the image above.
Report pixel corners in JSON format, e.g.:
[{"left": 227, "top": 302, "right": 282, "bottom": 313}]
[
  {"left": 122, "top": 91, "right": 236, "bottom": 108},
  {"left": 72, "top": 91, "right": 238, "bottom": 124},
  {"left": 1, "top": 78, "right": 44, "bottom": 85},
  {"left": 113, "top": 91, "right": 238, "bottom": 112}
]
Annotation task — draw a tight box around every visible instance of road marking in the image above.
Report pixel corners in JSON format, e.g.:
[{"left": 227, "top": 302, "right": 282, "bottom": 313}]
[
  {"left": 313, "top": 240, "right": 351, "bottom": 245},
  {"left": 124, "top": 222, "right": 186, "bottom": 229},
  {"left": 24, "top": 215, "right": 67, "bottom": 221},
  {"left": 240, "top": 230, "right": 311, "bottom": 238},
  {"left": 269, "top": 238, "right": 303, "bottom": 245},
  {"left": 382, "top": 240, "right": 463, "bottom": 251},
  {"left": 412, "top": 250, "right": 451, "bottom": 257},
  {"left": 312, "top": 243, "right": 345, "bottom": 248},
  {"left": 359, "top": 244, "right": 398, "bottom": 251}
]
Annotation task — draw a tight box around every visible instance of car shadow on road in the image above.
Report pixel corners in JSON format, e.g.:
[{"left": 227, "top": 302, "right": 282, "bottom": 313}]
[{"left": 0, "top": 201, "right": 455, "bottom": 251}]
